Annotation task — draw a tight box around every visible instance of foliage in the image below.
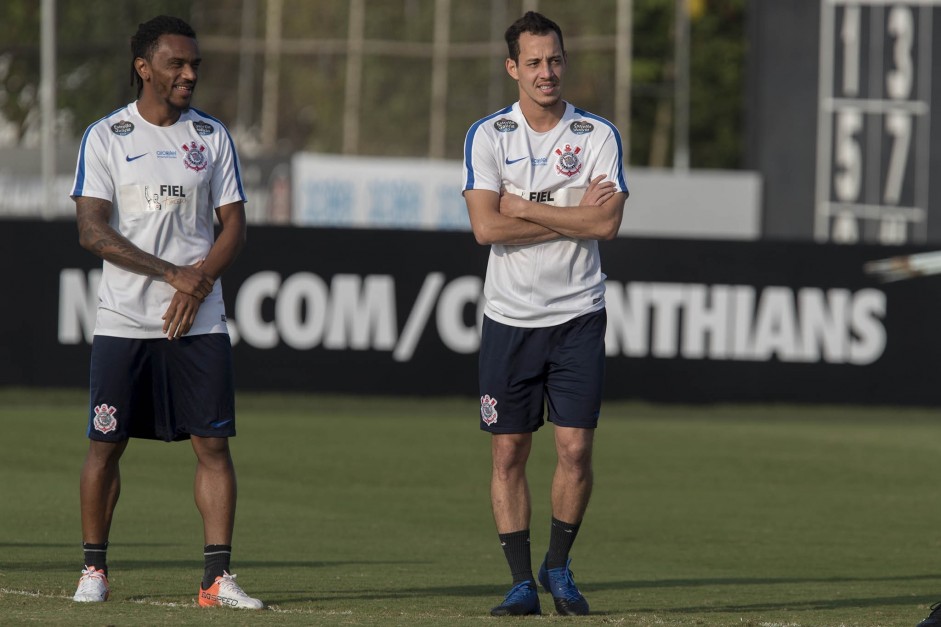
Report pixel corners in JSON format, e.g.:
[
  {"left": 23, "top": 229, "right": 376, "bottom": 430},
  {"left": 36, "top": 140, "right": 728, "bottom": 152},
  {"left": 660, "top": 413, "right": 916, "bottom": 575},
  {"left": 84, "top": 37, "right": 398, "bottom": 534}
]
[
  {"left": 0, "top": 0, "right": 747, "bottom": 167},
  {"left": 688, "top": 0, "right": 747, "bottom": 168}
]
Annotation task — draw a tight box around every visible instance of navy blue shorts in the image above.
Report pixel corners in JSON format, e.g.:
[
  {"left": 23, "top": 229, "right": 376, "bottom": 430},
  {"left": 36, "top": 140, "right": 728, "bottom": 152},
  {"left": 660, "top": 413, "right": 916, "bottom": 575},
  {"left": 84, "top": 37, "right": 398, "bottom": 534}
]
[
  {"left": 478, "top": 309, "right": 606, "bottom": 433},
  {"left": 87, "top": 334, "right": 236, "bottom": 442}
]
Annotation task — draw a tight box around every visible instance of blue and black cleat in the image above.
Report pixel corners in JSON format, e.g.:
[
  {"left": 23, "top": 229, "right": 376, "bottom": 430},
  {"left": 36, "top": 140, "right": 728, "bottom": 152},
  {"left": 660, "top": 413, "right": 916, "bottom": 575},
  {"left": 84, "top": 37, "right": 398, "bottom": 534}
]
[
  {"left": 490, "top": 580, "right": 541, "bottom": 616},
  {"left": 538, "top": 557, "right": 589, "bottom": 616}
]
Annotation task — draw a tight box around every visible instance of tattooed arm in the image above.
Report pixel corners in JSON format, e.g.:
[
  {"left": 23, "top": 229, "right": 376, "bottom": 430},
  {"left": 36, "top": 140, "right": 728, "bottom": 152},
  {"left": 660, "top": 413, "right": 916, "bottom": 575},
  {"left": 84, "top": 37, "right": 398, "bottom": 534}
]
[{"left": 75, "top": 196, "right": 213, "bottom": 300}]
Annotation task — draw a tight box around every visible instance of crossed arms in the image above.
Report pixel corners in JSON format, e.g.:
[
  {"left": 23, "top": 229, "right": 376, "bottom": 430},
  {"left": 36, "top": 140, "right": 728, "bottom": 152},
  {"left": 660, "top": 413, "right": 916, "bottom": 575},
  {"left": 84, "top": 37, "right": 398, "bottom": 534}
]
[{"left": 464, "top": 174, "right": 627, "bottom": 246}]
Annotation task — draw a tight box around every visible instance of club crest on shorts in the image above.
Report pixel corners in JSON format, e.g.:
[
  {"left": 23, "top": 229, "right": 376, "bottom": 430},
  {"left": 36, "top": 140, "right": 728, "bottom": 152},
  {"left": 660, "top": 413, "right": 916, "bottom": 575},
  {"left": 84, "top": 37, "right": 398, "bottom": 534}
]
[
  {"left": 480, "top": 394, "right": 499, "bottom": 425},
  {"left": 555, "top": 143, "right": 582, "bottom": 177},
  {"left": 182, "top": 141, "right": 208, "bottom": 172},
  {"left": 93, "top": 404, "right": 118, "bottom": 434}
]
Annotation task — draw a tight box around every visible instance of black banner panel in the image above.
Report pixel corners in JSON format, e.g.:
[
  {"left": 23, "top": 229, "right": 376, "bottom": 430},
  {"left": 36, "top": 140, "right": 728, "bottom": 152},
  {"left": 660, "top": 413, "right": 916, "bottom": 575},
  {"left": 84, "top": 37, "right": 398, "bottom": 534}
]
[{"left": 4, "top": 221, "right": 940, "bottom": 404}]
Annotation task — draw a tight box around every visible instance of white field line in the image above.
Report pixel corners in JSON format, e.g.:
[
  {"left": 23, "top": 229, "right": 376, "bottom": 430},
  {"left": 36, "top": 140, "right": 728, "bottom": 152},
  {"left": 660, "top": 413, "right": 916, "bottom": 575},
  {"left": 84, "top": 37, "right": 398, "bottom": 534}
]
[{"left": 0, "top": 587, "right": 350, "bottom": 615}]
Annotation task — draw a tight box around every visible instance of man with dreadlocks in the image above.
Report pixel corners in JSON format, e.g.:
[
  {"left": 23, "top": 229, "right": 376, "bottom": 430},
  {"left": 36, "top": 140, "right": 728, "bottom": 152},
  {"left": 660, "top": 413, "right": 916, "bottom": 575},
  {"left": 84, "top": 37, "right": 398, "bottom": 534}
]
[{"left": 69, "top": 15, "right": 262, "bottom": 609}]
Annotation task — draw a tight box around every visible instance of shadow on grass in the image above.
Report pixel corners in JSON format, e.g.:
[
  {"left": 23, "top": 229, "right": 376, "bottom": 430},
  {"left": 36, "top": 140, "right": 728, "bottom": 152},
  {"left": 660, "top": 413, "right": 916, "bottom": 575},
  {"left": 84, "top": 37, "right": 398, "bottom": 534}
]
[
  {"left": 0, "top": 541, "right": 184, "bottom": 549},
  {"left": 260, "top": 573, "right": 941, "bottom": 607},
  {"left": 11, "top": 549, "right": 941, "bottom": 614},
  {"left": 0, "top": 542, "right": 84, "bottom": 549},
  {"left": 639, "top": 594, "right": 939, "bottom": 614},
  {"left": 586, "top": 573, "right": 941, "bottom": 590},
  {"left": 587, "top": 576, "right": 941, "bottom": 614},
  {"left": 2, "top": 556, "right": 429, "bottom": 574}
]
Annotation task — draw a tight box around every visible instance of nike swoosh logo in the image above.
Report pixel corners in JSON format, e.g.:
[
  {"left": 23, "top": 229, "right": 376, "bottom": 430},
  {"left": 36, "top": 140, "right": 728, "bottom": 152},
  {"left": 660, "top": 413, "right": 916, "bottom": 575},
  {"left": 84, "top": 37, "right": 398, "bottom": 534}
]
[
  {"left": 505, "top": 156, "right": 528, "bottom": 165},
  {"left": 211, "top": 418, "right": 233, "bottom": 428},
  {"left": 125, "top": 153, "right": 148, "bottom": 162}
]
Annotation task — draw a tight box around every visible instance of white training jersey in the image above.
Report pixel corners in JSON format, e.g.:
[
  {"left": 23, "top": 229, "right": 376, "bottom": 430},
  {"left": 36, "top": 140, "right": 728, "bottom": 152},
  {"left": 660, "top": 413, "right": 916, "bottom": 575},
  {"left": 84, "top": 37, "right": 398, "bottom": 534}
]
[
  {"left": 462, "top": 101, "right": 628, "bottom": 328},
  {"left": 71, "top": 101, "right": 246, "bottom": 338}
]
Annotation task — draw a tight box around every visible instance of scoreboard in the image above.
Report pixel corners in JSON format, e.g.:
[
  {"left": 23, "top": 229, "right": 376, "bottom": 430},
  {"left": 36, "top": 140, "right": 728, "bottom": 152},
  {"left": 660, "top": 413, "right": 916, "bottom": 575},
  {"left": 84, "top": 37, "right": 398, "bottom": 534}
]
[
  {"left": 747, "top": 0, "right": 941, "bottom": 244},
  {"left": 815, "top": 0, "right": 936, "bottom": 244}
]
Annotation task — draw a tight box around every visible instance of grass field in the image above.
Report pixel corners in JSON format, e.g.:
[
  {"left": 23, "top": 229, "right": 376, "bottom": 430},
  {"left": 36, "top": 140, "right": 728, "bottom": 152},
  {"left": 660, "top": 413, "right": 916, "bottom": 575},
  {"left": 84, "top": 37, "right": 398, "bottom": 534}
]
[{"left": 2, "top": 388, "right": 941, "bottom": 626}]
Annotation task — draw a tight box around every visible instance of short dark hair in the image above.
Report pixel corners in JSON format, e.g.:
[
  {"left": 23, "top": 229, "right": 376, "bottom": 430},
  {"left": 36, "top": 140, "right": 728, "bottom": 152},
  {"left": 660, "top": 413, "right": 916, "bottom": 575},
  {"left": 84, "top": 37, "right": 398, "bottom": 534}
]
[
  {"left": 504, "top": 11, "right": 565, "bottom": 62},
  {"left": 129, "top": 15, "right": 197, "bottom": 97}
]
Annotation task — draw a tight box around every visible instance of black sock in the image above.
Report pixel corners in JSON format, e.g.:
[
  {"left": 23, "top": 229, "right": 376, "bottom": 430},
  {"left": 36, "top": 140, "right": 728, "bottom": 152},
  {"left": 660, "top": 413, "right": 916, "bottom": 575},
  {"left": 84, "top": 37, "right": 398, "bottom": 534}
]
[
  {"left": 546, "top": 517, "right": 580, "bottom": 569},
  {"left": 202, "top": 544, "right": 231, "bottom": 589},
  {"left": 498, "top": 530, "right": 534, "bottom": 585},
  {"left": 82, "top": 541, "right": 108, "bottom": 575}
]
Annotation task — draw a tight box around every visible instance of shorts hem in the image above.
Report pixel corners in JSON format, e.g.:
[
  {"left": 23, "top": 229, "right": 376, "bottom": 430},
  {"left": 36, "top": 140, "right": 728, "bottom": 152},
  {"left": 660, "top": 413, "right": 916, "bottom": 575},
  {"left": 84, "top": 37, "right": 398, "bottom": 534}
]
[
  {"left": 187, "top": 429, "right": 236, "bottom": 439},
  {"left": 480, "top": 424, "right": 543, "bottom": 434},
  {"left": 549, "top": 422, "right": 598, "bottom": 430},
  {"left": 87, "top": 433, "right": 130, "bottom": 442}
]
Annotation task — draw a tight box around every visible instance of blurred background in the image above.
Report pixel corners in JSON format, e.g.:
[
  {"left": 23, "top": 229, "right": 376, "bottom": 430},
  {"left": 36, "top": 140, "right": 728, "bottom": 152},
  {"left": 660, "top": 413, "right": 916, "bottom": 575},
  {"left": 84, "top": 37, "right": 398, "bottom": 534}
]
[
  {"left": 3, "top": 0, "right": 941, "bottom": 404},
  {"left": 2, "top": 0, "right": 747, "bottom": 229}
]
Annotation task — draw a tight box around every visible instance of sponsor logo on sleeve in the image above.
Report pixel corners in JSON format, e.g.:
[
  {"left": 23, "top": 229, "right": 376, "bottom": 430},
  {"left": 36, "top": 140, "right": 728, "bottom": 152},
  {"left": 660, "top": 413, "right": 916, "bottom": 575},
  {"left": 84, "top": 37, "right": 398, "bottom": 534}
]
[
  {"left": 110, "top": 121, "right": 134, "bottom": 136},
  {"left": 494, "top": 118, "right": 518, "bottom": 133},
  {"left": 193, "top": 120, "right": 215, "bottom": 136},
  {"left": 570, "top": 121, "right": 594, "bottom": 135}
]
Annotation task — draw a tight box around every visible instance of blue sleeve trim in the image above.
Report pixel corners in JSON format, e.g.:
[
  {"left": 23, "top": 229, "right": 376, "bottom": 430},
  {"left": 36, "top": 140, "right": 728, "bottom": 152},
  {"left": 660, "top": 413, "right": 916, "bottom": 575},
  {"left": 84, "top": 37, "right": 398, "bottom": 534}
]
[
  {"left": 72, "top": 106, "right": 127, "bottom": 197},
  {"left": 573, "top": 107, "right": 628, "bottom": 192},
  {"left": 463, "top": 105, "right": 513, "bottom": 190},
  {"left": 191, "top": 108, "right": 246, "bottom": 202}
]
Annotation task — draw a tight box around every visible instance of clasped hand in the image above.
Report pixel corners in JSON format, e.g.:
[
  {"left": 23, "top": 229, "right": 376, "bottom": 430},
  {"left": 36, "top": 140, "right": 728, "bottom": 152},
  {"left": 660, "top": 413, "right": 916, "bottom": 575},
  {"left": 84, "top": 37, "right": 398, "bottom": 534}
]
[{"left": 162, "top": 261, "right": 212, "bottom": 340}]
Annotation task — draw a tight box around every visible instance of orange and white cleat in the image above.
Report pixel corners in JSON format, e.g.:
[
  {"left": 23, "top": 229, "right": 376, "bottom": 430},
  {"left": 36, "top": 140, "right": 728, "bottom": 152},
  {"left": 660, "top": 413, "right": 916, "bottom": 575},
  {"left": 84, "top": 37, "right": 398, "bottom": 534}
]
[
  {"left": 197, "top": 571, "right": 264, "bottom": 609},
  {"left": 73, "top": 566, "right": 110, "bottom": 602}
]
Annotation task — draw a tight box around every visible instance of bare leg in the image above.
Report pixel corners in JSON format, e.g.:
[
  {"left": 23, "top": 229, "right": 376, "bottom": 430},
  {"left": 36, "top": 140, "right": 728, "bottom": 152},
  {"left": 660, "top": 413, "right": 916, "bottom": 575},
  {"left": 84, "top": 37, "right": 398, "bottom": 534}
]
[
  {"left": 489, "top": 432, "right": 542, "bottom": 613},
  {"left": 79, "top": 439, "right": 128, "bottom": 543},
  {"left": 550, "top": 426, "right": 594, "bottom": 524},
  {"left": 190, "top": 437, "right": 264, "bottom": 608},
  {"left": 491, "top": 433, "right": 533, "bottom": 533},
  {"left": 540, "top": 426, "right": 594, "bottom": 616},
  {"left": 190, "top": 436, "right": 236, "bottom": 545}
]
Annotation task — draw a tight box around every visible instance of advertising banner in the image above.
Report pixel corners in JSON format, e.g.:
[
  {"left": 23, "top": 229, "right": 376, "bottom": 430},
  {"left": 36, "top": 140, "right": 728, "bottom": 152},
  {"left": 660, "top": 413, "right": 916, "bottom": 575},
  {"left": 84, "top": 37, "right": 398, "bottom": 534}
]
[{"left": 4, "top": 221, "right": 939, "bottom": 404}]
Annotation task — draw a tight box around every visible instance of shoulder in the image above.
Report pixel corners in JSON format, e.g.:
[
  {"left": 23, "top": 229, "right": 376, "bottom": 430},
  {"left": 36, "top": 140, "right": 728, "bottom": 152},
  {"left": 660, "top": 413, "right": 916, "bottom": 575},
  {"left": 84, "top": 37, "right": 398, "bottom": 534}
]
[
  {"left": 569, "top": 106, "right": 621, "bottom": 140},
  {"left": 466, "top": 104, "right": 521, "bottom": 141},
  {"left": 185, "top": 108, "right": 236, "bottom": 143},
  {"left": 81, "top": 105, "right": 133, "bottom": 140}
]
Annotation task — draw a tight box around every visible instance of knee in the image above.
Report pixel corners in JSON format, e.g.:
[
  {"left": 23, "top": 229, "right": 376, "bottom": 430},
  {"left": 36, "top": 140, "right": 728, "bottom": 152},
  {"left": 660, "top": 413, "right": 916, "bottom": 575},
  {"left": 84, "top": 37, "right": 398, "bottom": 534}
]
[
  {"left": 492, "top": 437, "right": 531, "bottom": 478},
  {"left": 192, "top": 437, "right": 232, "bottom": 466},
  {"left": 85, "top": 440, "right": 126, "bottom": 469},
  {"left": 556, "top": 441, "right": 592, "bottom": 474}
]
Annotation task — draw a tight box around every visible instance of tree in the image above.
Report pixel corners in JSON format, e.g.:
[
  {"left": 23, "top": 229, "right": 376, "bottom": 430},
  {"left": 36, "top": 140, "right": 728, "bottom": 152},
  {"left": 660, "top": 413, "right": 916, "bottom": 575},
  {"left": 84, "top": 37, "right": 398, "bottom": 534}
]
[{"left": 0, "top": 0, "right": 748, "bottom": 169}]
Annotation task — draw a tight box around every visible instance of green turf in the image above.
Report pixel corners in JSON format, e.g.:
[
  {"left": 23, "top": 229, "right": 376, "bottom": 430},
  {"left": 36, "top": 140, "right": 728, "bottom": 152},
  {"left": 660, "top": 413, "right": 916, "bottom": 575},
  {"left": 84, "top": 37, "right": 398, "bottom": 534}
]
[{"left": 1, "top": 388, "right": 940, "bottom": 625}]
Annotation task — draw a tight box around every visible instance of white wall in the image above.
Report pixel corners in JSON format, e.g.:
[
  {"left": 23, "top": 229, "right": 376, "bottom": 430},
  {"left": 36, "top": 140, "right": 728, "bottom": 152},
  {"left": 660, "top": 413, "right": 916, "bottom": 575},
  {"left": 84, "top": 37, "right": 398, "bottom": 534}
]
[{"left": 292, "top": 153, "right": 762, "bottom": 239}]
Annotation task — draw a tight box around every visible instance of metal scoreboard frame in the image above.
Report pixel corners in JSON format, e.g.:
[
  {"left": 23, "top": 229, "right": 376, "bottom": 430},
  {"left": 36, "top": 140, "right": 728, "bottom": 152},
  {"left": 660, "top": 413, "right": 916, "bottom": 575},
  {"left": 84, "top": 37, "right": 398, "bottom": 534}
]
[{"left": 814, "top": 0, "right": 936, "bottom": 244}]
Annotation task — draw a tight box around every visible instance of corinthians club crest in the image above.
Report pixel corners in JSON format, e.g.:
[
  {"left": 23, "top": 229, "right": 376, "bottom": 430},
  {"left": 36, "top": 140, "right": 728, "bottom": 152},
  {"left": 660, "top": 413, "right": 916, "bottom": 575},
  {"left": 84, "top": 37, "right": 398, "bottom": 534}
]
[
  {"left": 182, "top": 140, "right": 208, "bottom": 172},
  {"left": 555, "top": 143, "right": 582, "bottom": 177},
  {"left": 93, "top": 404, "right": 118, "bottom": 434},
  {"left": 480, "top": 394, "right": 499, "bottom": 426}
]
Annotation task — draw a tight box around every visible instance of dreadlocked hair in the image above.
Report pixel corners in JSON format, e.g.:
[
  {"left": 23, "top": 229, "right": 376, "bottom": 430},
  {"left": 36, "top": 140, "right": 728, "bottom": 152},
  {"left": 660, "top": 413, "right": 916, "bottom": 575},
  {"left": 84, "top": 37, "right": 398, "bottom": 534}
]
[{"left": 129, "top": 15, "right": 196, "bottom": 97}]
